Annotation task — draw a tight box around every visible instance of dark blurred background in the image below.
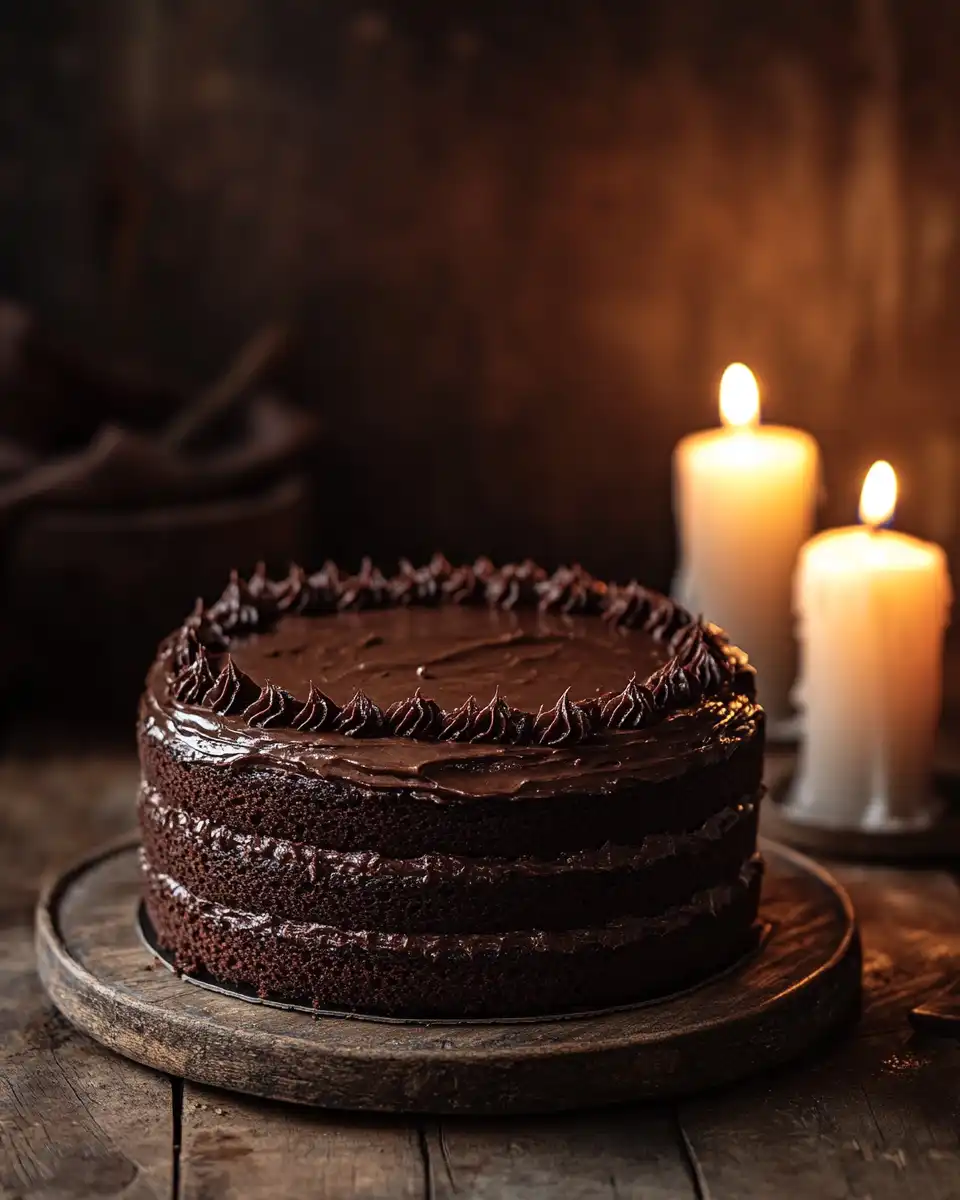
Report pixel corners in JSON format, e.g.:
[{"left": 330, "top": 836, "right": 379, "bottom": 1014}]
[{"left": 0, "top": 0, "right": 957, "bottom": 714}]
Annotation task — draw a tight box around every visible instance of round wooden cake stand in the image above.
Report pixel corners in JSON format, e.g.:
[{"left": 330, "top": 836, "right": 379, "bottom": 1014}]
[{"left": 36, "top": 837, "right": 861, "bottom": 1115}]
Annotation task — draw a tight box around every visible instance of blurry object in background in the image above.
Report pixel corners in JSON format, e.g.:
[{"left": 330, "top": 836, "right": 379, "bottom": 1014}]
[
  {"left": 0, "top": 305, "right": 318, "bottom": 723},
  {"left": 0, "top": 300, "right": 178, "bottom": 453},
  {"left": 672, "top": 364, "right": 820, "bottom": 735},
  {"left": 4, "top": 2, "right": 960, "bottom": 580}
]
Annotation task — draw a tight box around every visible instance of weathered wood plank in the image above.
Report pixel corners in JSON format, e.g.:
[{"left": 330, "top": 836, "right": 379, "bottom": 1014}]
[
  {"left": 179, "top": 1084, "right": 423, "bottom": 1200},
  {"left": 0, "top": 924, "right": 171, "bottom": 1200},
  {"left": 837, "top": 863, "right": 960, "bottom": 1036},
  {"left": 677, "top": 865, "right": 960, "bottom": 1200},
  {"left": 0, "top": 748, "right": 139, "bottom": 920},
  {"left": 422, "top": 1110, "right": 696, "bottom": 1200},
  {"left": 0, "top": 748, "right": 169, "bottom": 1199},
  {"left": 678, "top": 1027, "right": 960, "bottom": 1200}
]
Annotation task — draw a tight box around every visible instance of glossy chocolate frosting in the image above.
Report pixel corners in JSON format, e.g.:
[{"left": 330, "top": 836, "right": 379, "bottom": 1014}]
[
  {"left": 144, "top": 558, "right": 760, "bottom": 801},
  {"left": 166, "top": 558, "right": 752, "bottom": 745},
  {"left": 143, "top": 664, "right": 759, "bottom": 801},
  {"left": 229, "top": 605, "right": 669, "bottom": 716}
]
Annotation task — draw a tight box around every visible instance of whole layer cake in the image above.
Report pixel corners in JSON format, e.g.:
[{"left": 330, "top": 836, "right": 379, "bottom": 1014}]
[{"left": 138, "top": 557, "right": 765, "bottom": 1018}]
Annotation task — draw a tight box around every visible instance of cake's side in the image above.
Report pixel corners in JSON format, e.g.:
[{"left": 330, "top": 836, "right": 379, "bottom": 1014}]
[
  {"left": 138, "top": 557, "right": 766, "bottom": 1018},
  {"left": 144, "top": 852, "right": 763, "bottom": 1018},
  {"left": 137, "top": 690, "right": 764, "bottom": 858},
  {"left": 139, "top": 782, "right": 761, "bottom": 933}
]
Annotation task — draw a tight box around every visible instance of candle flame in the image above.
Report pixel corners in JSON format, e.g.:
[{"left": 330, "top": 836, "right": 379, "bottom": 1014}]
[
  {"left": 719, "top": 363, "right": 760, "bottom": 429},
  {"left": 859, "top": 460, "right": 897, "bottom": 527}
]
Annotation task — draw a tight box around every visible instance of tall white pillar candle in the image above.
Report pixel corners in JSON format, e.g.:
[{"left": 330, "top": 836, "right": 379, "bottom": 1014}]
[
  {"left": 673, "top": 365, "right": 820, "bottom": 727},
  {"left": 790, "top": 462, "right": 952, "bottom": 829}
]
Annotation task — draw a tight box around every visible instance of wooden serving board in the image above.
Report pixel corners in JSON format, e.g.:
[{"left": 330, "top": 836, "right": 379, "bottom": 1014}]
[{"left": 35, "top": 837, "right": 861, "bottom": 1115}]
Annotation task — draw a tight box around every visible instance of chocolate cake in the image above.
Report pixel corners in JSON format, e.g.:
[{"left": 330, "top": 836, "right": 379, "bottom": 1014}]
[{"left": 137, "top": 557, "right": 765, "bottom": 1019}]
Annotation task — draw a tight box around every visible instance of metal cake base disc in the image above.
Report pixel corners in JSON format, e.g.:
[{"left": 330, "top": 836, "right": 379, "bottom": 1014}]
[{"left": 36, "top": 836, "right": 861, "bottom": 1114}]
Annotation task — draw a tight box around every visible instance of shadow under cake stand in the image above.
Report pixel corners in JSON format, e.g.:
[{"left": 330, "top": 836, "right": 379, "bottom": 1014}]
[{"left": 36, "top": 836, "right": 861, "bottom": 1115}]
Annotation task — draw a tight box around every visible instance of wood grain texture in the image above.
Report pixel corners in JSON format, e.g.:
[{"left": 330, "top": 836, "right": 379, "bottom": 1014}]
[
  {"left": 174, "top": 1093, "right": 702, "bottom": 1199},
  {"left": 676, "top": 862, "right": 960, "bottom": 1200},
  {"left": 0, "top": 923, "right": 172, "bottom": 1200},
  {"left": 179, "top": 1086, "right": 424, "bottom": 1200},
  {"left": 36, "top": 838, "right": 860, "bottom": 1115},
  {"left": 419, "top": 1109, "right": 697, "bottom": 1200},
  {"left": 7, "top": 2, "right": 960, "bottom": 586},
  {"left": 5, "top": 746, "right": 960, "bottom": 1198},
  {"left": 0, "top": 749, "right": 139, "bottom": 921},
  {"left": 0, "top": 748, "right": 171, "bottom": 1200}
]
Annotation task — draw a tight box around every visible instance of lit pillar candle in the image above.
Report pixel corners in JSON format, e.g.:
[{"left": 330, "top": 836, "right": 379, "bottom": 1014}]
[
  {"left": 789, "top": 462, "right": 952, "bottom": 829},
  {"left": 673, "top": 364, "right": 820, "bottom": 727}
]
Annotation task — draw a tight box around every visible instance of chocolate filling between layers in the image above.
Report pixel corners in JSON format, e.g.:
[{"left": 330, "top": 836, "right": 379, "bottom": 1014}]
[
  {"left": 139, "top": 784, "right": 761, "bottom": 933},
  {"left": 142, "top": 855, "right": 764, "bottom": 1019},
  {"left": 138, "top": 702, "right": 763, "bottom": 858}
]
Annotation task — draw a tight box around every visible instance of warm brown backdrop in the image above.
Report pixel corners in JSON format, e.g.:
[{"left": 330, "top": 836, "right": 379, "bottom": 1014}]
[{"left": 1, "top": 0, "right": 958, "bottom": 586}]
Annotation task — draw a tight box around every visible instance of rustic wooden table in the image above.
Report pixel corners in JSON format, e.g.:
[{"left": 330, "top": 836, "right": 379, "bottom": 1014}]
[{"left": 2, "top": 734, "right": 959, "bottom": 1199}]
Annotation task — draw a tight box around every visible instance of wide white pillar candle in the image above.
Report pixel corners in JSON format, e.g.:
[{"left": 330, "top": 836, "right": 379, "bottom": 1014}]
[
  {"left": 673, "top": 365, "right": 820, "bottom": 727},
  {"left": 790, "top": 462, "right": 952, "bottom": 829}
]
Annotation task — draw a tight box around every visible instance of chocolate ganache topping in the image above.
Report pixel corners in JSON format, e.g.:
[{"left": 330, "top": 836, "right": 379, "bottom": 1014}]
[
  {"left": 532, "top": 688, "right": 591, "bottom": 746},
  {"left": 242, "top": 682, "right": 299, "bottom": 728},
  {"left": 439, "top": 696, "right": 480, "bottom": 741},
  {"left": 173, "top": 648, "right": 216, "bottom": 705},
  {"left": 385, "top": 689, "right": 443, "bottom": 739},
  {"left": 156, "top": 557, "right": 753, "bottom": 750},
  {"left": 208, "top": 569, "right": 268, "bottom": 635},
  {"left": 291, "top": 683, "right": 340, "bottom": 732},
  {"left": 335, "top": 690, "right": 385, "bottom": 737},
  {"left": 202, "top": 658, "right": 259, "bottom": 716},
  {"left": 600, "top": 674, "right": 655, "bottom": 730}
]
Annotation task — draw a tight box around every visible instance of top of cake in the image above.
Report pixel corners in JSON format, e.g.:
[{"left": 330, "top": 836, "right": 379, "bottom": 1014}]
[{"left": 142, "top": 556, "right": 760, "bottom": 800}]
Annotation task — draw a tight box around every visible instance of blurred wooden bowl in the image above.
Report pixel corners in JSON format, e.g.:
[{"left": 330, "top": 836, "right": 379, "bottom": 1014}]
[{"left": 4, "top": 474, "right": 312, "bottom": 724}]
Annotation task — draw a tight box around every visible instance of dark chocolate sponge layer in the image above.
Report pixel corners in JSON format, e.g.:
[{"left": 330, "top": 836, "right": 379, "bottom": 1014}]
[
  {"left": 139, "top": 784, "right": 761, "bottom": 934},
  {"left": 143, "top": 854, "right": 764, "bottom": 1019},
  {"left": 138, "top": 697, "right": 763, "bottom": 859}
]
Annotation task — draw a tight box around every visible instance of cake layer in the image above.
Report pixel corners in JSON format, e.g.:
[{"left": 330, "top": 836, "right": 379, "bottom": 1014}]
[
  {"left": 143, "top": 854, "right": 764, "bottom": 1018},
  {"left": 139, "top": 784, "right": 760, "bottom": 933},
  {"left": 138, "top": 700, "right": 763, "bottom": 858},
  {"left": 142, "top": 653, "right": 763, "bottom": 805}
]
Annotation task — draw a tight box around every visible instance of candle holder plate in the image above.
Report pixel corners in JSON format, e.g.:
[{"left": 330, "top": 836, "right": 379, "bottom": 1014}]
[{"left": 763, "top": 768, "right": 960, "bottom": 862}]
